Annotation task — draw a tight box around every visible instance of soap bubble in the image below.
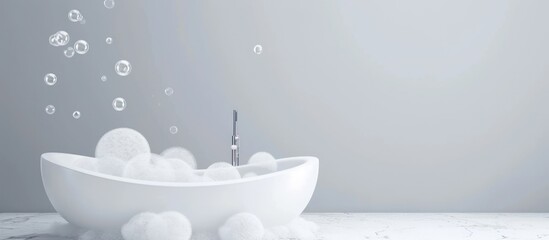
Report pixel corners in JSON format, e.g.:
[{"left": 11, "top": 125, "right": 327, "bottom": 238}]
[
  {"left": 64, "top": 47, "right": 75, "bottom": 58},
  {"left": 164, "top": 87, "right": 174, "bottom": 96},
  {"left": 49, "top": 35, "right": 59, "bottom": 47},
  {"left": 204, "top": 162, "right": 241, "bottom": 181},
  {"left": 49, "top": 31, "right": 70, "bottom": 47},
  {"left": 219, "top": 213, "right": 264, "bottom": 240},
  {"left": 123, "top": 153, "right": 194, "bottom": 182},
  {"left": 44, "top": 73, "right": 57, "bottom": 86},
  {"left": 72, "top": 111, "right": 81, "bottom": 119},
  {"left": 45, "top": 105, "right": 55, "bottom": 115},
  {"left": 253, "top": 44, "right": 263, "bottom": 54},
  {"left": 104, "top": 0, "right": 115, "bottom": 9},
  {"left": 115, "top": 60, "right": 132, "bottom": 76},
  {"left": 95, "top": 128, "right": 151, "bottom": 161},
  {"left": 101, "top": 75, "right": 107, "bottom": 82},
  {"left": 74, "top": 40, "right": 89, "bottom": 54},
  {"left": 161, "top": 147, "right": 197, "bottom": 169},
  {"left": 68, "top": 10, "right": 83, "bottom": 23},
  {"left": 112, "top": 97, "right": 126, "bottom": 111},
  {"left": 169, "top": 126, "right": 178, "bottom": 134},
  {"left": 106, "top": 37, "right": 113, "bottom": 44}
]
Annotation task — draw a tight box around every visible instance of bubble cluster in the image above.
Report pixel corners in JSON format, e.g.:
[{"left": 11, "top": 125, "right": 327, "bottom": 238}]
[
  {"left": 68, "top": 10, "right": 84, "bottom": 23},
  {"left": 49, "top": 31, "right": 70, "bottom": 47},
  {"left": 45, "top": 105, "right": 56, "bottom": 115},
  {"left": 106, "top": 37, "right": 113, "bottom": 44},
  {"left": 104, "top": 0, "right": 115, "bottom": 9},
  {"left": 101, "top": 75, "right": 107, "bottom": 82},
  {"left": 169, "top": 126, "right": 178, "bottom": 134},
  {"left": 253, "top": 44, "right": 263, "bottom": 54},
  {"left": 74, "top": 40, "right": 89, "bottom": 54},
  {"left": 64, "top": 47, "right": 75, "bottom": 58},
  {"left": 112, "top": 97, "right": 126, "bottom": 111},
  {"left": 115, "top": 60, "right": 132, "bottom": 76},
  {"left": 72, "top": 111, "right": 81, "bottom": 119},
  {"left": 164, "top": 87, "right": 174, "bottom": 96},
  {"left": 44, "top": 73, "right": 57, "bottom": 86}
]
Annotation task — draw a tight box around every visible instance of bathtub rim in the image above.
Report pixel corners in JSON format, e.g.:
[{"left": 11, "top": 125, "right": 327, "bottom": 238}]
[{"left": 40, "top": 152, "right": 318, "bottom": 187}]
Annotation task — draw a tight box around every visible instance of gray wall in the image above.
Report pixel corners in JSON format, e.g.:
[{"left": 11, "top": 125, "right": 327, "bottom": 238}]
[{"left": 1, "top": 0, "right": 549, "bottom": 212}]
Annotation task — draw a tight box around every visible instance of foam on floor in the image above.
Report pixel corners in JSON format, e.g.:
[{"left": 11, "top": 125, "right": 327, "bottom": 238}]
[
  {"left": 95, "top": 128, "right": 151, "bottom": 161},
  {"left": 122, "top": 211, "right": 192, "bottom": 240},
  {"left": 218, "top": 213, "right": 264, "bottom": 240},
  {"left": 161, "top": 147, "right": 197, "bottom": 169},
  {"left": 48, "top": 214, "right": 317, "bottom": 240}
]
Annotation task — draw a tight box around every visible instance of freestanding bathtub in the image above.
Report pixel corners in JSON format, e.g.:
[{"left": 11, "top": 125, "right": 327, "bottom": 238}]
[{"left": 40, "top": 153, "right": 319, "bottom": 232}]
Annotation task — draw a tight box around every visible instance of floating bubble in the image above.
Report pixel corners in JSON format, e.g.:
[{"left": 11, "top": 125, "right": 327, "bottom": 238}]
[
  {"left": 49, "top": 35, "right": 59, "bottom": 47},
  {"left": 104, "top": 0, "right": 115, "bottom": 9},
  {"left": 101, "top": 75, "right": 107, "bottom": 82},
  {"left": 45, "top": 105, "right": 55, "bottom": 115},
  {"left": 73, "top": 111, "right": 81, "bottom": 119},
  {"left": 64, "top": 47, "right": 75, "bottom": 58},
  {"left": 169, "top": 126, "right": 178, "bottom": 134},
  {"left": 115, "top": 60, "right": 132, "bottom": 76},
  {"left": 164, "top": 87, "right": 174, "bottom": 96},
  {"left": 49, "top": 31, "right": 70, "bottom": 47},
  {"left": 112, "top": 97, "right": 126, "bottom": 111},
  {"left": 106, "top": 37, "right": 113, "bottom": 44},
  {"left": 68, "top": 10, "right": 83, "bottom": 23},
  {"left": 74, "top": 40, "right": 89, "bottom": 54},
  {"left": 253, "top": 44, "right": 263, "bottom": 54},
  {"left": 44, "top": 73, "right": 57, "bottom": 86}
]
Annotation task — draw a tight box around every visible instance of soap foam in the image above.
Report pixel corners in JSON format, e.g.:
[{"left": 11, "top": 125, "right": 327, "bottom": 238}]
[
  {"left": 161, "top": 146, "right": 197, "bottom": 169},
  {"left": 122, "top": 211, "right": 192, "bottom": 240},
  {"left": 95, "top": 128, "right": 151, "bottom": 161},
  {"left": 218, "top": 213, "right": 264, "bottom": 240},
  {"left": 122, "top": 153, "right": 195, "bottom": 182},
  {"left": 204, "top": 162, "right": 241, "bottom": 181},
  {"left": 248, "top": 152, "right": 277, "bottom": 173}
]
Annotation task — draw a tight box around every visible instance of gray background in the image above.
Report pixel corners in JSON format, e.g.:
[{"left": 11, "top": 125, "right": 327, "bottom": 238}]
[{"left": 1, "top": 0, "right": 549, "bottom": 212}]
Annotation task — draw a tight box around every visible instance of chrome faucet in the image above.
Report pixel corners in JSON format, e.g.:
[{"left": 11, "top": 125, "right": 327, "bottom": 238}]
[{"left": 231, "top": 110, "right": 240, "bottom": 166}]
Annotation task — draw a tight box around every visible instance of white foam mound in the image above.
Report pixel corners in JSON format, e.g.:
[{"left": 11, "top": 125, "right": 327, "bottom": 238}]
[
  {"left": 161, "top": 147, "right": 197, "bottom": 169},
  {"left": 243, "top": 172, "right": 258, "bottom": 178},
  {"left": 47, "top": 222, "right": 86, "bottom": 238},
  {"left": 204, "top": 162, "right": 241, "bottom": 181},
  {"left": 96, "top": 128, "right": 151, "bottom": 161},
  {"left": 248, "top": 152, "right": 277, "bottom": 173},
  {"left": 123, "top": 153, "right": 195, "bottom": 182},
  {"left": 219, "top": 213, "right": 264, "bottom": 240},
  {"left": 48, "top": 214, "right": 317, "bottom": 240},
  {"left": 122, "top": 211, "right": 192, "bottom": 240},
  {"left": 75, "top": 156, "right": 126, "bottom": 177},
  {"left": 79, "top": 230, "right": 123, "bottom": 240},
  {"left": 191, "top": 232, "right": 219, "bottom": 240}
]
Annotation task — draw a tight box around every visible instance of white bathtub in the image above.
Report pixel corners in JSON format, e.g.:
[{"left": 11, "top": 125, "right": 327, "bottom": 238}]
[{"left": 40, "top": 153, "right": 319, "bottom": 232}]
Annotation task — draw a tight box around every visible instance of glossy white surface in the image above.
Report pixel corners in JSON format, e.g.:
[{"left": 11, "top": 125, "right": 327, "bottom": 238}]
[
  {"left": 2, "top": 213, "right": 549, "bottom": 240},
  {"left": 40, "top": 153, "right": 318, "bottom": 232}
]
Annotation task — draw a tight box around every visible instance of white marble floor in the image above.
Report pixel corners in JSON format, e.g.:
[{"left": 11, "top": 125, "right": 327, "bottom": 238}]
[{"left": 1, "top": 213, "right": 549, "bottom": 240}]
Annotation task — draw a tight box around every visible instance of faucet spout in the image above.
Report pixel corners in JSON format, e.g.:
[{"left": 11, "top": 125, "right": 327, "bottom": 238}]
[{"left": 231, "top": 110, "right": 240, "bottom": 166}]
